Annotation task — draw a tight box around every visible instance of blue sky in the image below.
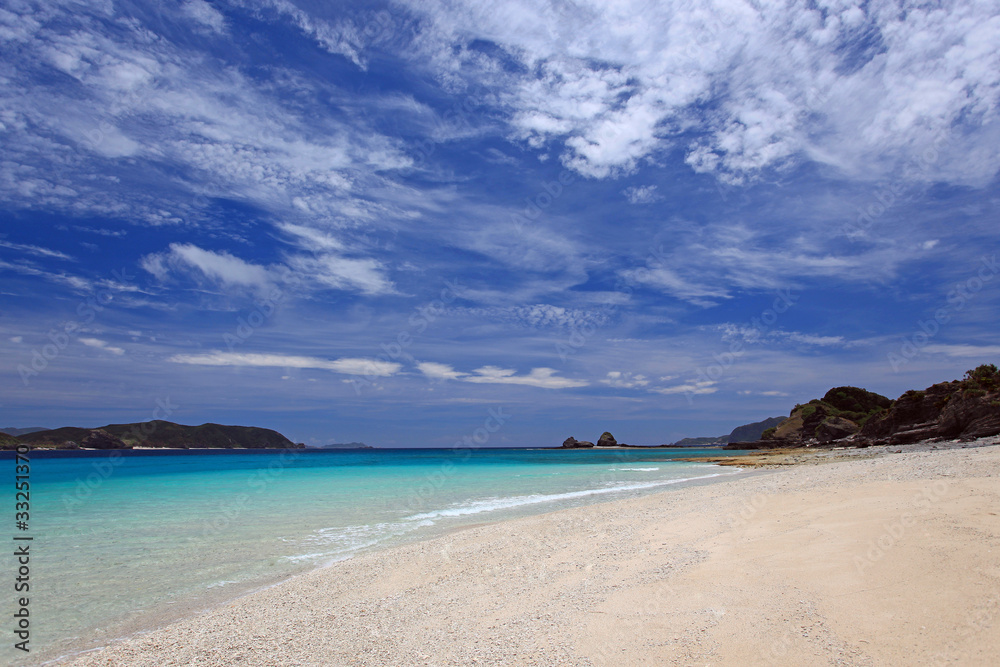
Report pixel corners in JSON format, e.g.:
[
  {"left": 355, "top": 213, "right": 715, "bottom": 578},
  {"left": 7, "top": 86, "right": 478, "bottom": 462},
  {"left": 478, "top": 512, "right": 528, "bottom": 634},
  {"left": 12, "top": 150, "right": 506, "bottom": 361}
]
[{"left": 2, "top": 0, "right": 999, "bottom": 447}]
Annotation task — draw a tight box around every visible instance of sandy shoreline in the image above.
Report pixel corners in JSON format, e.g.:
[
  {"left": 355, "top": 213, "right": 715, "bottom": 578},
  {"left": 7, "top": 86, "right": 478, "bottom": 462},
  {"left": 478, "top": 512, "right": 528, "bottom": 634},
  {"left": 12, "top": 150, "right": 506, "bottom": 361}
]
[{"left": 62, "top": 440, "right": 1000, "bottom": 666}]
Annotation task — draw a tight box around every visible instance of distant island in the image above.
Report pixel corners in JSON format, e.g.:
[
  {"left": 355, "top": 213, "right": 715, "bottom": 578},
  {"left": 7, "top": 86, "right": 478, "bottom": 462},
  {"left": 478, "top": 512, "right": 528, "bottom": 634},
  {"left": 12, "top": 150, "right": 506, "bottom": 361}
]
[
  {"left": 5, "top": 420, "right": 303, "bottom": 450},
  {"left": 559, "top": 416, "right": 785, "bottom": 448},
  {"left": 310, "top": 442, "right": 374, "bottom": 449}
]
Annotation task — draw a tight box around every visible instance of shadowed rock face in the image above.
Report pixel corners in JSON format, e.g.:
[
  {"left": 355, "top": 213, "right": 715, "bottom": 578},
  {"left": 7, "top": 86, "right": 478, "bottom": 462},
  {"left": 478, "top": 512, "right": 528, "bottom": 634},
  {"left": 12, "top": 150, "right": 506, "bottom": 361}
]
[
  {"left": 862, "top": 374, "right": 1000, "bottom": 444},
  {"left": 81, "top": 429, "right": 127, "bottom": 449},
  {"left": 728, "top": 365, "right": 1000, "bottom": 450},
  {"left": 561, "top": 437, "right": 594, "bottom": 448},
  {"left": 597, "top": 431, "right": 617, "bottom": 447},
  {"left": 816, "top": 416, "right": 860, "bottom": 442}
]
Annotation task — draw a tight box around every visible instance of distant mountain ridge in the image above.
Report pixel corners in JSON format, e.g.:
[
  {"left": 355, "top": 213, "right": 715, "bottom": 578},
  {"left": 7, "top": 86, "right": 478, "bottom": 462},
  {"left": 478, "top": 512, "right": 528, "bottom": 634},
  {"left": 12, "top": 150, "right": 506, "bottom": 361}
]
[
  {"left": 0, "top": 427, "right": 49, "bottom": 437},
  {"left": 726, "top": 416, "right": 786, "bottom": 443},
  {"left": 12, "top": 421, "right": 301, "bottom": 450},
  {"left": 665, "top": 416, "right": 787, "bottom": 447}
]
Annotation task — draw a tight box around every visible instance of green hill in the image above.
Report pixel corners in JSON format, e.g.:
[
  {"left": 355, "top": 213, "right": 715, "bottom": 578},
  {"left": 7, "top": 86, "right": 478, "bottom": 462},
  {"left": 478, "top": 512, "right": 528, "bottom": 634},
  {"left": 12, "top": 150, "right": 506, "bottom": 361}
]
[{"left": 14, "top": 421, "right": 300, "bottom": 450}]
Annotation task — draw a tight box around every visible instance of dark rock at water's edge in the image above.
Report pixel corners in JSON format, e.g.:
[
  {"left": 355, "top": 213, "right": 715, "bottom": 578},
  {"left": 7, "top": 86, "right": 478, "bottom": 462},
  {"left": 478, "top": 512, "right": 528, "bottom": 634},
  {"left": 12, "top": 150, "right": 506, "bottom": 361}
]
[
  {"left": 561, "top": 437, "right": 595, "bottom": 448},
  {"left": 11, "top": 421, "right": 303, "bottom": 450},
  {"left": 597, "top": 431, "right": 618, "bottom": 447},
  {"left": 725, "top": 364, "right": 1000, "bottom": 450},
  {"left": 81, "top": 429, "right": 127, "bottom": 450}
]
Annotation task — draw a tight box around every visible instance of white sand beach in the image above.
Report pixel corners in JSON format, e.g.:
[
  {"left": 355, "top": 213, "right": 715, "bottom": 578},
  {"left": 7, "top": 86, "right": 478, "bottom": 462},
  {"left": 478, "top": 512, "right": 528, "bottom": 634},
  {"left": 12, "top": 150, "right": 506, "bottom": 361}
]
[{"left": 65, "top": 442, "right": 1000, "bottom": 666}]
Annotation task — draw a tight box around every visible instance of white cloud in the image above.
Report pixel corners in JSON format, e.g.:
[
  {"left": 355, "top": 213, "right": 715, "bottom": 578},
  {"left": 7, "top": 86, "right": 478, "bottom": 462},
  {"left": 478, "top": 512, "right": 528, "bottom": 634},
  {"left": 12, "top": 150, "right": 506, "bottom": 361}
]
[
  {"left": 622, "top": 266, "right": 732, "bottom": 307},
  {"left": 279, "top": 224, "right": 345, "bottom": 252},
  {"left": 142, "top": 239, "right": 395, "bottom": 297},
  {"left": 142, "top": 244, "right": 274, "bottom": 293},
  {"left": 168, "top": 351, "right": 401, "bottom": 376},
  {"left": 652, "top": 380, "right": 717, "bottom": 396},
  {"left": 623, "top": 185, "right": 662, "bottom": 204},
  {"left": 462, "top": 366, "right": 588, "bottom": 389},
  {"left": 460, "top": 303, "right": 609, "bottom": 330},
  {"left": 182, "top": 0, "right": 226, "bottom": 34},
  {"left": 9, "top": 336, "right": 23, "bottom": 344},
  {"left": 738, "top": 389, "right": 789, "bottom": 397},
  {"left": 600, "top": 371, "right": 649, "bottom": 388},
  {"left": 417, "top": 362, "right": 587, "bottom": 388},
  {"left": 79, "top": 337, "right": 125, "bottom": 355},
  {"left": 0, "top": 240, "right": 72, "bottom": 260},
  {"left": 286, "top": 254, "right": 394, "bottom": 296},
  {"left": 420, "top": 363, "right": 587, "bottom": 388},
  {"left": 719, "top": 325, "right": 847, "bottom": 348},
  {"left": 417, "top": 362, "right": 466, "bottom": 381},
  {"left": 259, "top": 0, "right": 370, "bottom": 69},
  {"left": 402, "top": 0, "right": 1000, "bottom": 186},
  {"left": 922, "top": 344, "right": 1000, "bottom": 358}
]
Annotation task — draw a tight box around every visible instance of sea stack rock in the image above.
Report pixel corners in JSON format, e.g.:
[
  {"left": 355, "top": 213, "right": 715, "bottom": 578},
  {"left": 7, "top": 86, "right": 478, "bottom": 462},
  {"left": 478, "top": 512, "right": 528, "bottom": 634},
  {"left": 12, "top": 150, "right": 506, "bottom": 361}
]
[
  {"left": 561, "top": 437, "right": 594, "bottom": 448},
  {"left": 597, "top": 431, "right": 618, "bottom": 447}
]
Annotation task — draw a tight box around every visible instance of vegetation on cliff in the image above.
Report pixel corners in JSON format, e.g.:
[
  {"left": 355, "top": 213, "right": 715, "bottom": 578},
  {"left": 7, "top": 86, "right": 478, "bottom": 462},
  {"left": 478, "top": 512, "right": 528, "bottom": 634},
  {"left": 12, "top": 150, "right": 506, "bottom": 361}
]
[
  {"left": 735, "top": 364, "right": 1000, "bottom": 449},
  {"left": 12, "top": 421, "right": 300, "bottom": 450}
]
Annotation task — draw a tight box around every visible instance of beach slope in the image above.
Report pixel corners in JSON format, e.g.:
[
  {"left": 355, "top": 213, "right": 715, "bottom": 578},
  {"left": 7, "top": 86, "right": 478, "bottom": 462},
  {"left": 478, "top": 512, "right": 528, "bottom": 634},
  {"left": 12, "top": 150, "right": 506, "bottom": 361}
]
[{"left": 66, "top": 444, "right": 1000, "bottom": 666}]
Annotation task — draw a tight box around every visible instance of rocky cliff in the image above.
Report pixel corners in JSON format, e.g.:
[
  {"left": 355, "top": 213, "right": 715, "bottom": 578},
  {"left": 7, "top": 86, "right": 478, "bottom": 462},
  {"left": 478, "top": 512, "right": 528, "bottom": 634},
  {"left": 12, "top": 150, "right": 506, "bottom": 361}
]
[{"left": 727, "top": 365, "right": 1000, "bottom": 449}]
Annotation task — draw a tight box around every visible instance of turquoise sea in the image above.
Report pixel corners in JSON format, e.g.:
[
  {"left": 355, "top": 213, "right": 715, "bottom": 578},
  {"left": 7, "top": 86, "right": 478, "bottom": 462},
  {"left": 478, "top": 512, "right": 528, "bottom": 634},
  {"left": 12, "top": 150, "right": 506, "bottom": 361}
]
[{"left": 3, "top": 447, "right": 747, "bottom": 664}]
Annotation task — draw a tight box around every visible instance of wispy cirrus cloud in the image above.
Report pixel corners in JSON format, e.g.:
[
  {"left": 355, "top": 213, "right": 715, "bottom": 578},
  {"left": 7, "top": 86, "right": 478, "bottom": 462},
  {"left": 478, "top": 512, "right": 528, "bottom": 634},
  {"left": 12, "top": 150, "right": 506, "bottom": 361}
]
[
  {"left": 0, "top": 240, "right": 73, "bottom": 261},
  {"left": 600, "top": 371, "right": 649, "bottom": 389},
  {"left": 922, "top": 344, "right": 1000, "bottom": 358},
  {"left": 169, "top": 351, "right": 402, "bottom": 376},
  {"left": 79, "top": 337, "right": 125, "bottom": 355},
  {"left": 652, "top": 380, "right": 718, "bottom": 396}
]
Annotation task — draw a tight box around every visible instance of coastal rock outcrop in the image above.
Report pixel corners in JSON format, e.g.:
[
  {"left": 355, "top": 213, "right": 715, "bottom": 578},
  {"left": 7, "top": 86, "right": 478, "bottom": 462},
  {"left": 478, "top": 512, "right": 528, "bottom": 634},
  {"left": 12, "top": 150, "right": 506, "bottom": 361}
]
[
  {"left": 862, "top": 365, "right": 1000, "bottom": 444},
  {"left": 597, "top": 431, "right": 618, "bottom": 447},
  {"left": 727, "top": 364, "right": 1000, "bottom": 450},
  {"left": 561, "top": 437, "right": 595, "bottom": 448},
  {"left": 815, "top": 416, "right": 860, "bottom": 442}
]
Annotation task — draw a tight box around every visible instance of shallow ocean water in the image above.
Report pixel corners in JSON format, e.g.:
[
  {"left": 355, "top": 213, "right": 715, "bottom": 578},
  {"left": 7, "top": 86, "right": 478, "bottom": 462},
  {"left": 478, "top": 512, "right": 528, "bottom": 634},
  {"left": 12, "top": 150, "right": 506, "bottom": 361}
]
[{"left": 4, "top": 446, "right": 746, "bottom": 662}]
